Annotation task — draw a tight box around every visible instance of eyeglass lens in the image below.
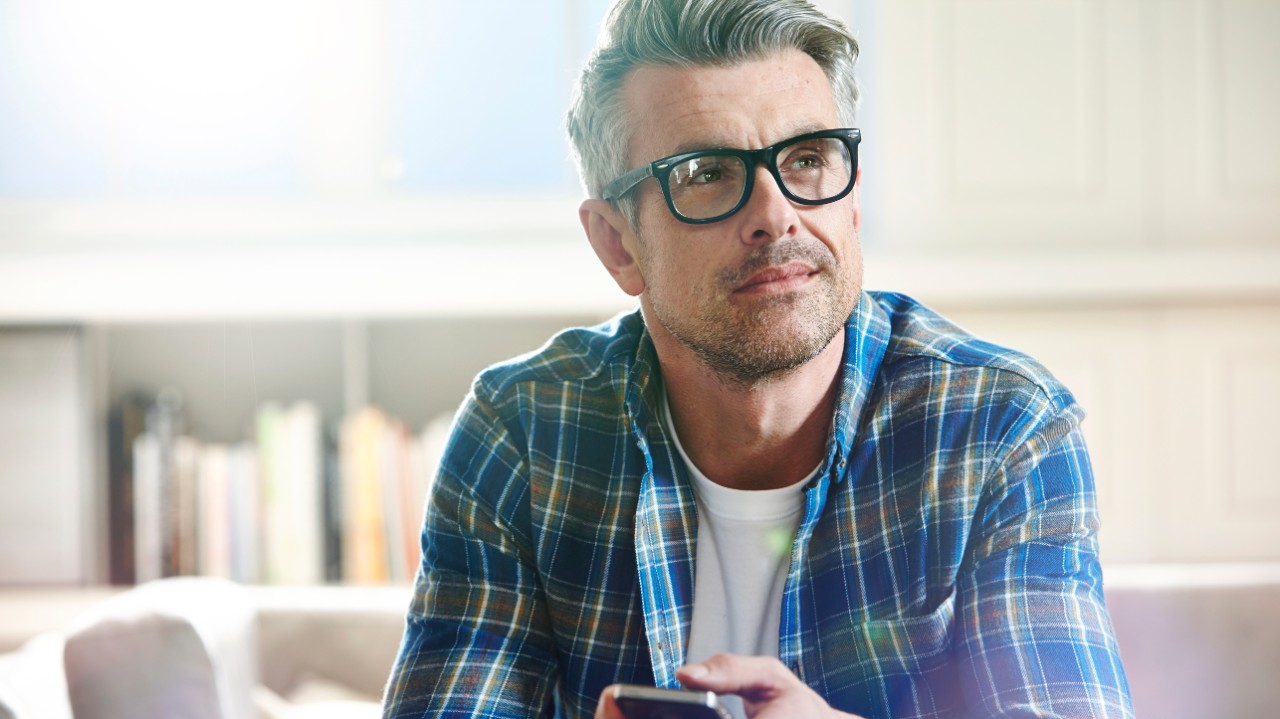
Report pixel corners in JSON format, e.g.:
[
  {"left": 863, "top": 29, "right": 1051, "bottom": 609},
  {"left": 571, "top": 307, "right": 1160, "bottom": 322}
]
[{"left": 666, "top": 136, "right": 852, "bottom": 220}]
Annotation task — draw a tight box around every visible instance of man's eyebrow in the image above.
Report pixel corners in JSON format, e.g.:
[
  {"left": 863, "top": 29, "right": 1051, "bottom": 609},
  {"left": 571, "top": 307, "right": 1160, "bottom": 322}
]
[
  {"left": 668, "top": 138, "right": 735, "bottom": 155},
  {"left": 666, "top": 124, "right": 832, "bottom": 156}
]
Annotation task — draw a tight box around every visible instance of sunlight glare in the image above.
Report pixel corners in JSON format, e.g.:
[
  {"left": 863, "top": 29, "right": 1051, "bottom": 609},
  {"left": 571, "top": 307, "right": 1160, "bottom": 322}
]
[{"left": 29, "top": 0, "right": 308, "bottom": 182}]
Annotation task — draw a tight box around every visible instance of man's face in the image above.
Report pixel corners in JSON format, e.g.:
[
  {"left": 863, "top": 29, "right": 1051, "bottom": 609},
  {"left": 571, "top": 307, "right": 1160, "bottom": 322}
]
[{"left": 618, "top": 49, "right": 863, "bottom": 385}]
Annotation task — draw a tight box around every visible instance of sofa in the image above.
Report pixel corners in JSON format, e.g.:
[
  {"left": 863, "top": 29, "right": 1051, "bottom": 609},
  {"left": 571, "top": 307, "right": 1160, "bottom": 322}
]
[
  {"left": 1, "top": 564, "right": 1277, "bottom": 719},
  {"left": 0, "top": 578, "right": 406, "bottom": 719}
]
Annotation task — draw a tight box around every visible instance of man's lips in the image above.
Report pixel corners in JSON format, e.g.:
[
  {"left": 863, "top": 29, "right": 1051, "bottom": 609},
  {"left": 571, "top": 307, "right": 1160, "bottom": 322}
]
[{"left": 733, "top": 261, "right": 819, "bottom": 294}]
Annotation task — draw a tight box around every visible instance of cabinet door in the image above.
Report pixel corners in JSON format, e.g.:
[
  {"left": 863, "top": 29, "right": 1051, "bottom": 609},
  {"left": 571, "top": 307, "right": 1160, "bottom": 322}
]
[
  {"left": 1157, "top": 306, "right": 1280, "bottom": 561},
  {"left": 1151, "top": 0, "right": 1280, "bottom": 249},
  {"left": 0, "top": 329, "right": 88, "bottom": 585},
  {"left": 878, "top": 0, "right": 1147, "bottom": 252}
]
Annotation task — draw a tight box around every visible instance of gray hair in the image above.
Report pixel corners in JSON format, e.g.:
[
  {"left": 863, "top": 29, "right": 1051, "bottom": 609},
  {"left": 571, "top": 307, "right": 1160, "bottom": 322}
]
[{"left": 565, "top": 0, "right": 860, "bottom": 227}]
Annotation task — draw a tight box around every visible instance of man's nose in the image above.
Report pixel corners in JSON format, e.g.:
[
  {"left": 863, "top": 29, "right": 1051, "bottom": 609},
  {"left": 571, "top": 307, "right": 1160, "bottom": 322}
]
[{"left": 737, "top": 165, "right": 799, "bottom": 246}]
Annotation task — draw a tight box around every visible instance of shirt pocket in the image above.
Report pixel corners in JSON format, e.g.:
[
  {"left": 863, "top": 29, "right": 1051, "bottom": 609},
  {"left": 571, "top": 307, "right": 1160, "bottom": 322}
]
[{"left": 851, "top": 589, "right": 957, "bottom": 677}]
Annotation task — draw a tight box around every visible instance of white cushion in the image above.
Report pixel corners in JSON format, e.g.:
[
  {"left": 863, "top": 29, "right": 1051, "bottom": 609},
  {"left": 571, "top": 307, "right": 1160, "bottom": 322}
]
[
  {"left": 62, "top": 578, "right": 257, "bottom": 719},
  {"left": 0, "top": 633, "right": 74, "bottom": 719}
]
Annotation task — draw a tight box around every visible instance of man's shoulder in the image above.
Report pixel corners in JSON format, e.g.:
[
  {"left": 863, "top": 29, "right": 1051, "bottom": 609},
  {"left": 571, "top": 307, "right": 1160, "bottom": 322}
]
[
  {"left": 471, "top": 309, "right": 644, "bottom": 401},
  {"left": 867, "top": 291, "right": 1073, "bottom": 409}
]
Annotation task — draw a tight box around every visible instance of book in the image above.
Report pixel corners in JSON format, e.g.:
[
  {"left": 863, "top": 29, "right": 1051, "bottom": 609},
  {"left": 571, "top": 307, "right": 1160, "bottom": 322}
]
[
  {"left": 321, "top": 422, "right": 343, "bottom": 583},
  {"left": 173, "top": 436, "right": 201, "bottom": 576},
  {"left": 283, "top": 402, "right": 324, "bottom": 585},
  {"left": 106, "top": 391, "right": 152, "bottom": 585},
  {"left": 227, "top": 442, "right": 260, "bottom": 584},
  {"left": 132, "top": 431, "right": 163, "bottom": 584},
  {"left": 340, "top": 407, "right": 389, "bottom": 584},
  {"left": 257, "top": 402, "right": 324, "bottom": 585},
  {"left": 380, "top": 418, "right": 407, "bottom": 582},
  {"left": 133, "top": 388, "right": 185, "bottom": 582},
  {"left": 197, "top": 443, "right": 232, "bottom": 579}
]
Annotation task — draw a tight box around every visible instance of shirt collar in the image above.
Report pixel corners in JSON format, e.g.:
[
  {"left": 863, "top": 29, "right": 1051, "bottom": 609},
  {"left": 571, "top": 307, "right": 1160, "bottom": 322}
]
[
  {"left": 824, "top": 291, "right": 891, "bottom": 482},
  {"left": 622, "top": 312, "right": 664, "bottom": 452}
]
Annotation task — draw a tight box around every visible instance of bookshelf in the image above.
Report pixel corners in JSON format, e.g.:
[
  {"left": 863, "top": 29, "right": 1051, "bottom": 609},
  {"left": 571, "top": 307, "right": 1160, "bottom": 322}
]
[
  {"left": 0, "top": 297, "right": 618, "bottom": 587},
  {"left": 83, "top": 312, "right": 612, "bottom": 588}
]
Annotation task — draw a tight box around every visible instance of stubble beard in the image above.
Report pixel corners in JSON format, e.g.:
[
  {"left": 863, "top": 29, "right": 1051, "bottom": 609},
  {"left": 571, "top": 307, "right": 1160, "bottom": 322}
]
[{"left": 646, "top": 238, "right": 860, "bottom": 388}]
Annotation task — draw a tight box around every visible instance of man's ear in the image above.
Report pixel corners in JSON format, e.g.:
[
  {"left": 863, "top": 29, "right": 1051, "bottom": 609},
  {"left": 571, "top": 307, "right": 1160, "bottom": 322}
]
[{"left": 579, "top": 199, "right": 645, "bottom": 297}]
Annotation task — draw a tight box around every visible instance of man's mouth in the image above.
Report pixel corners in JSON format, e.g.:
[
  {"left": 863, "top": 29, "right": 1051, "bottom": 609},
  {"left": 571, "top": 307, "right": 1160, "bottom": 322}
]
[{"left": 733, "top": 261, "right": 819, "bottom": 295}]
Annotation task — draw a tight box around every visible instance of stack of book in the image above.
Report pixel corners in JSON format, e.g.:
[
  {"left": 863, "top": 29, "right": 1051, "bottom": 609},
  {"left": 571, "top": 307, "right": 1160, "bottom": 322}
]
[{"left": 110, "top": 391, "right": 451, "bottom": 586}]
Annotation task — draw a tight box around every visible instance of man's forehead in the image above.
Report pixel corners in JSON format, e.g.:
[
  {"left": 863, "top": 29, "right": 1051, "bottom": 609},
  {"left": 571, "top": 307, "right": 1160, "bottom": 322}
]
[{"left": 620, "top": 49, "right": 839, "bottom": 160}]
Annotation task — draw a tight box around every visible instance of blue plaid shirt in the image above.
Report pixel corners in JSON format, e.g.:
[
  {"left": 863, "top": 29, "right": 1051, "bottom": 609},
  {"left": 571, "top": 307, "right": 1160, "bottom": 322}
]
[{"left": 383, "top": 291, "right": 1133, "bottom": 719}]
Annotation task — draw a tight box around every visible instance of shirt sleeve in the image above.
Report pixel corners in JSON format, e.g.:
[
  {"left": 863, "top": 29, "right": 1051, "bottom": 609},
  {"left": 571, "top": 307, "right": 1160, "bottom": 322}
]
[
  {"left": 382, "top": 391, "right": 559, "bottom": 719},
  {"left": 954, "top": 406, "right": 1134, "bottom": 718}
]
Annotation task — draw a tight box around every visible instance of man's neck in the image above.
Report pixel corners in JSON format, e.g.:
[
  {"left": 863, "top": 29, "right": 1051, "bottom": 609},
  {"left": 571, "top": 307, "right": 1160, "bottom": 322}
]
[{"left": 653, "top": 326, "right": 845, "bottom": 491}]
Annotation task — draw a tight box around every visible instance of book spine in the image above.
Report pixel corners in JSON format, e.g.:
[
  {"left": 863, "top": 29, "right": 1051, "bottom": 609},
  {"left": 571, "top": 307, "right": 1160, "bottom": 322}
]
[
  {"left": 228, "top": 442, "right": 260, "bottom": 584},
  {"left": 132, "top": 432, "right": 163, "bottom": 584},
  {"left": 197, "top": 444, "right": 232, "bottom": 579},
  {"left": 285, "top": 403, "right": 324, "bottom": 585},
  {"left": 106, "top": 392, "right": 150, "bottom": 585},
  {"left": 173, "top": 436, "right": 201, "bottom": 576}
]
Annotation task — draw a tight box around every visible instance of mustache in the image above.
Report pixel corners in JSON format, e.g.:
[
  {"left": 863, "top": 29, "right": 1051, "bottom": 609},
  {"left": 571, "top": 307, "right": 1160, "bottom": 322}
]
[{"left": 718, "top": 239, "right": 836, "bottom": 286}]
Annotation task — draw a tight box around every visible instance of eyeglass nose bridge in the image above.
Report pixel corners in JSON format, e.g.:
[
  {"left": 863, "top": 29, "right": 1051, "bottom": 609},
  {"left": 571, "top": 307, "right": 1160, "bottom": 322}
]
[
  {"left": 750, "top": 145, "right": 794, "bottom": 203},
  {"left": 718, "top": 148, "right": 785, "bottom": 221}
]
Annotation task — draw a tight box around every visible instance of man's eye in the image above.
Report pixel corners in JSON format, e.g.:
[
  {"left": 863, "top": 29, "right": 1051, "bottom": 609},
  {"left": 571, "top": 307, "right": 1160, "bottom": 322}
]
[
  {"left": 690, "top": 168, "right": 724, "bottom": 184},
  {"left": 675, "top": 159, "right": 736, "bottom": 187},
  {"left": 782, "top": 152, "right": 826, "bottom": 171}
]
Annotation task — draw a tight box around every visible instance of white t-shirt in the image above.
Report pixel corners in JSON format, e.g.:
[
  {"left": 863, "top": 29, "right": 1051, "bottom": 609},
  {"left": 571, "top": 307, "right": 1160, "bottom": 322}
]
[{"left": 661, "top": 391, "right": 814, "bottom": 716}]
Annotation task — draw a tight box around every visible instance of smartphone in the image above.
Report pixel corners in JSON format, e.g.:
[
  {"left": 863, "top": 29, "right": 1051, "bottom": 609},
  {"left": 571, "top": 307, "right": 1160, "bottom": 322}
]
[{"left": 611, "top": 684, "right": 734, "bottom": 719}]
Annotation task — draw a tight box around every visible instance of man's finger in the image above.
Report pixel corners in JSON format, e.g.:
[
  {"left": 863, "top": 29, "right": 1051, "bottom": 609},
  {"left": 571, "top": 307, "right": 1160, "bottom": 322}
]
[
  {"left": 676, "top": 653, "right": 791, "bottom": 699},
  {"left": 594, "top": 684, "right": 627, "bottom": 719},
  {"left": 676, "top": 654, "right": 869, "bottom": 719}
]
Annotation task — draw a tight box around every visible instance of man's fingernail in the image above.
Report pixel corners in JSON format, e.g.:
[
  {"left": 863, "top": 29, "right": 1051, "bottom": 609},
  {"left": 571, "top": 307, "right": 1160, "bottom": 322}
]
[{"left": 682, "top": 664, "right": 709, "bottom": 679}]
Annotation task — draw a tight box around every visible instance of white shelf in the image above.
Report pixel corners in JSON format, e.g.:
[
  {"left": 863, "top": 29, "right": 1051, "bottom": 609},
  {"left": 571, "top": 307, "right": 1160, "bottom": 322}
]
[
  {"left": 2, "top": 242, "right": 1278, "bottom": 322},
  {"left": 865, "top": 245, "right": 1280, "bottom": 309},
  {"left": 0, "top": 587, "right": 122, "bottom": 652},
  {"left": 0, "top": 241, "right": 629, "bottom": 322}
]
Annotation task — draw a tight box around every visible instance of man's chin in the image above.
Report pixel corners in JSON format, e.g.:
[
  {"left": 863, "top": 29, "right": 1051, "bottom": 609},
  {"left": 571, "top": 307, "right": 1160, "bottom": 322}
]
[
  {"left": 700, "top": 321, "right": 843, "bottom": 385},
  {"left": 739, "top": 294, "right": 841, "bottom": 338}
]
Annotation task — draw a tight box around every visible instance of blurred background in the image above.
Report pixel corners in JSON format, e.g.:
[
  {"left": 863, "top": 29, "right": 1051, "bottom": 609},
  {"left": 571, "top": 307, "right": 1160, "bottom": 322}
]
[{"left": 0, "top": 0, "right": 1278, "bottom": 592}]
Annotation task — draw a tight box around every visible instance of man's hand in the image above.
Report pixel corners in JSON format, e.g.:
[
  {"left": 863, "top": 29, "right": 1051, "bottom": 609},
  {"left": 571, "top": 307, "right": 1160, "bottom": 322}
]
[
  {"left": 594, "top": 653, "right": 866, "bottom": 719},
  {"left": 677, "top": 654, "right": 866, "bottom": 719},
  {"left": 592, "top": 685, "right": 624, "bottom": 719}
]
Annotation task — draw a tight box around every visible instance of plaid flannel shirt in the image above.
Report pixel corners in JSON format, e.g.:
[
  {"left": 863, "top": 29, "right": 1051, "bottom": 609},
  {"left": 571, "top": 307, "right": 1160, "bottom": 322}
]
[{"left": 382, "top": 291, "right": 1134, "bottom": 719}]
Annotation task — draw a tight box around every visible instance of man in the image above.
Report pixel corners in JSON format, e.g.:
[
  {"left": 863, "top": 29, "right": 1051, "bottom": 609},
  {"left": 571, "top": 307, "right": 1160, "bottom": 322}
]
[{"left": 383, "top": 0, "right": 1133, "bottom": 717}]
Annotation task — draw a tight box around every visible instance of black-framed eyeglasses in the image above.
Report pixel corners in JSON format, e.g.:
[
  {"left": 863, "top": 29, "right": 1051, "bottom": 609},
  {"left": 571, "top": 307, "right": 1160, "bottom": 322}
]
[{"left": 602, "top": 128, "right": 861, "bottom": 224}]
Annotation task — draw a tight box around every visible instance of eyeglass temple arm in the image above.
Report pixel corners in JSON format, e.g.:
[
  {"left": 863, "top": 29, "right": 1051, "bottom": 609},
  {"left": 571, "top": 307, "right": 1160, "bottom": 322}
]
[{"left": 603, "top": 164, "right": 658, "bottom": 201}]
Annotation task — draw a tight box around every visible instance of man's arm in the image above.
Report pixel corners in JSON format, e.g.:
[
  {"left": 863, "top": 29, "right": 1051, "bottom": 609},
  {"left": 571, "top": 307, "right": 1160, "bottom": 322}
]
[
  {"left": 953, "top": 410, "right": 1133, "bottom": 718},
  {"left": 382, "top": 394, "right": 559, "bottom": 719}
]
